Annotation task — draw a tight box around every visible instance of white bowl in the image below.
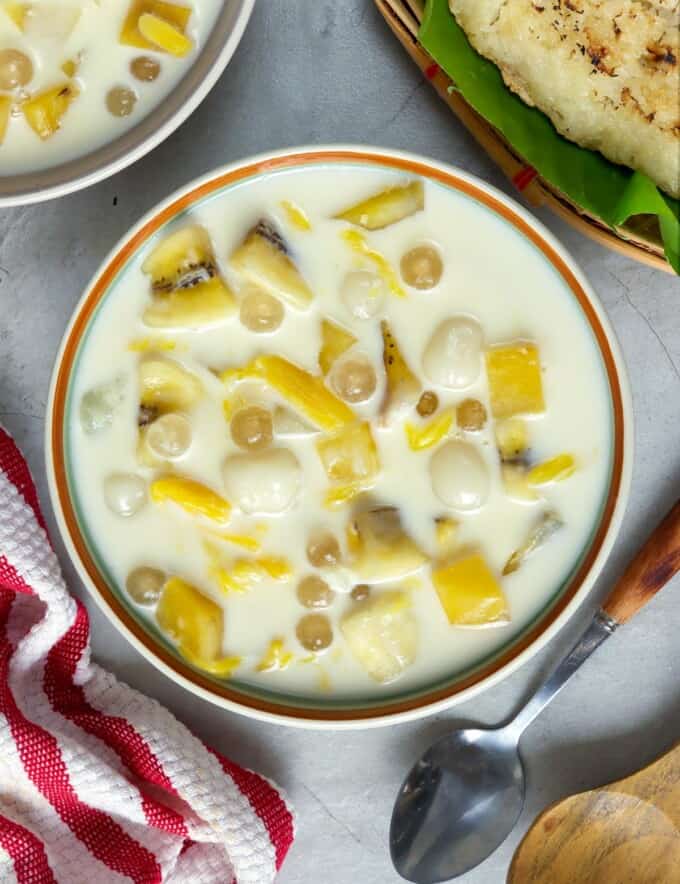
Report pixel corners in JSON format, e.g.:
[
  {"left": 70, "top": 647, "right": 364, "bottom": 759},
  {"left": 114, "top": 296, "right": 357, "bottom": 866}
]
[
  {"left": 0, "top": 0, "right": 255, "bottom": 207},
  {"left": 46, "top": 146, "right": 634, "bottom": 728}
]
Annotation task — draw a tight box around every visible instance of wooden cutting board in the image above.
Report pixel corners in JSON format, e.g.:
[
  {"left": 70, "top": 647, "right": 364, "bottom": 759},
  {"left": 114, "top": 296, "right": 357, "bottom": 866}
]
[{"left": 508, "top": 743, "right": 680, "bottom": 883}]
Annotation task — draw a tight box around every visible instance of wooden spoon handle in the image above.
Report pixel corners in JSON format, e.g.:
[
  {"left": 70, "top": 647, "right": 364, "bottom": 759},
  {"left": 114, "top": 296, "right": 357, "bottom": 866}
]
[{"left": 602, "top": 500, "right": 680, "bottom": 625}]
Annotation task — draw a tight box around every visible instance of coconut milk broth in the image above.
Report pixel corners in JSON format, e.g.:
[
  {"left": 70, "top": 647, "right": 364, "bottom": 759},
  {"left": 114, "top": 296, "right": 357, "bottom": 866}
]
[
  {"left": 69, "top": 164, "right": 613, "bottom": 700},
  {"left": 0, "top": 0, "right": 221, "bottom": 175}
]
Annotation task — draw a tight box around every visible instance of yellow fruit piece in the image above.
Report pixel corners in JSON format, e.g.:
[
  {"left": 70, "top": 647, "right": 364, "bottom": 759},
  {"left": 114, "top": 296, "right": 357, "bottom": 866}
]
[
  {"left": 0, "top": 96, "right": 10, "bottom": 145},
  {"left": 527, "top": 453, "right": 576, "bottom": 486},
  {"left": 341, "top": 590, "right": 417, "bottom": 684},
  {"left": 380, "top": 319, "right": 421, "bottom": 420},
  {"left": 61, "top": 59, "right": 78, "bottom": 77},
  {"left": 501, "top": 464, "right": 538, "bottom": 502},
  {"left": 346, "top": 506, "right": 427, "bottom": 583},
  {"left": 435, "top": 516, "right": 459, "bottom": 555},
  {"left": 280, "top": 200, "right": 311, "bottom": 231},
  {"left": 143, "top": 225, "right": 212, "bottom": 284},
  {"left": 204, "top": 529, "right": 261, "bottom": 552},
  {"left": 128, "top": 337, "right": 176, "bottom": 352},
  {"left": 138, "top": 12, "right": 192, "bottom": 56},
  {"left": 142, "top": 226, "right": 236, "bottom": 328},
  {"left": 317, "top": 421, "right": 380, "bottom": 489},
  {"left": 324, "top": 481, "right": 367, "bottom": 508},
  {"left": 486, "top": 343, "right": 545, "bottom": 419},
  {"left": 208, "top": 548, "right": 292, "bottom": 595},
  {"left": 229, "top": 219, "right": 313, "bottom": 309},
  {"left": 503, "top": 511, "right": 563, "bottom": 576},
  {"left": 2, "top": 2, "right": 27, "bottom": 28},
  {"left": 341, "top": 229, "right": 405, "bottom": 297},
  {"left": 496, "top": 418, "right": 529, "bottom": 462},
  {"left": 318, "top": 318, "right": 357, "bottom": 375},
  {"left": 433, "top": 552, "right": 509, "bottom": 627},
  {"left": 120, "top": 0, "right": 190, "bottom": 50},
  {"left": 335, "top": 181, "right": 424, "bottom": 230},
  {"left": 138, "top": 356, "right": 202, "bottom": 412},
  {"left": 183, "top": 652, "right": 241, "bottom": 677},
  {"left": 248, "top": 355, "right": 355, "bottom": 432},
  {"left": 23, "top": 83, "right": 78, "bottom": 140},
  {"left": 143, "top": 276, "right": 236, "bottom": 329},
  {"left": 256, "top": 638, "right": 294, "bottom": 673},
  {"left": 405, "top": 408, "right": 454, "bottom": 451},
  {"left": 156, "top": 577, "right": 240, "bottom": 676},
  {"left": 22, "top": 4, "right": 80, "bottom": 39},
  {"left": 151, "top": 476, "right": 232, "bottom": 523}
]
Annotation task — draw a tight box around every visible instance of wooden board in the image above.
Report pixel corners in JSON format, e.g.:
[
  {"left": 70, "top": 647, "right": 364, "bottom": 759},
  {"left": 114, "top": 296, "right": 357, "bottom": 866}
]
[
  {"left": 509, "top": 741, "right": 680, "bottom": 883},
  {"left": 375, "top": 0, "right": 672, "bottom": 274}
]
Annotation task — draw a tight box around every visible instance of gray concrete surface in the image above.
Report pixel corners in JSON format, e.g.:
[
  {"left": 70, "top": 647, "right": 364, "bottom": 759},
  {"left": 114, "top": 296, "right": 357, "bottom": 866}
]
[{"left": 1, "top": 2, "right": 680, "bottom": 882}]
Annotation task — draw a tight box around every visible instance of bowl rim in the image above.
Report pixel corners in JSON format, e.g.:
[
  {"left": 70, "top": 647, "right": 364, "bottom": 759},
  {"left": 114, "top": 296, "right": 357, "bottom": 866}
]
[
  {"left": 0, "top": 0, "right": 256, "bottom": 208},
  {"left": 45, "top": 145, "right": 634, "bottom": 730}
]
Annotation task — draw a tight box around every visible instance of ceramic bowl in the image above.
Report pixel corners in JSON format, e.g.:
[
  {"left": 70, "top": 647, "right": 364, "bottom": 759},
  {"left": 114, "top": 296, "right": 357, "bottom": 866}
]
[
  {"left": 46, "top": 146, "right": 633, "bottom": 728},
  {"left": 0, "top": 0, "right": 255, "bottom": 207}
]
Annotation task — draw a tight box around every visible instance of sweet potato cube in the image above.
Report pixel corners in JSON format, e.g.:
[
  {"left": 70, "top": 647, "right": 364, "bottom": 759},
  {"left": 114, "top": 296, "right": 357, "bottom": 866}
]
[
  {"left": 433, "top": 552, "right": 509, "bottom": 627},
  {"left": 486, "top": 343, "right": 545, "bottom": 419}
]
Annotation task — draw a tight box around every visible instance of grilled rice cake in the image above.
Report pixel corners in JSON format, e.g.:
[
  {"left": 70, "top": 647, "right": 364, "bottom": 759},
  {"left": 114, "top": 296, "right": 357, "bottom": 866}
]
[{"left": 449, "top": 0, "right": 680, "bottom": 198}]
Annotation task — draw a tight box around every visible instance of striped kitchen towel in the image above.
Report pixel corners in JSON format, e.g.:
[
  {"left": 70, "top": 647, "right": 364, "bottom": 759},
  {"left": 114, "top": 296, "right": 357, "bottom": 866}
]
[{"left": 0, "top": 426, "right": 295, "bottom": 883}]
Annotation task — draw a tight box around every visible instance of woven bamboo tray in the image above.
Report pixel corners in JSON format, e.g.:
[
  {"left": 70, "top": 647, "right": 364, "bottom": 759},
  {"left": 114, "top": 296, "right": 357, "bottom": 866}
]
[{"left": 375, "top": 0, "right": 671, "bottom": 273}]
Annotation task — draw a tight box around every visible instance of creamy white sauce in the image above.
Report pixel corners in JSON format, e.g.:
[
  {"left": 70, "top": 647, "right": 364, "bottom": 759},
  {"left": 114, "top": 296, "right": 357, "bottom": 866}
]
[
  {"left": 0, "top": 0, "right": 221, "bottom": 175},
  {"left": 69, "top": 165, "right": 613, "bottom": 701}
]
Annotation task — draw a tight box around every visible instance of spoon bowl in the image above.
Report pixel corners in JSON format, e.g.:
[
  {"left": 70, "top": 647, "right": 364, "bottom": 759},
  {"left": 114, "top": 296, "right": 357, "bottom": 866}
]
[{"left": 390, "top": 727, "right": 525, "bottom": 882}]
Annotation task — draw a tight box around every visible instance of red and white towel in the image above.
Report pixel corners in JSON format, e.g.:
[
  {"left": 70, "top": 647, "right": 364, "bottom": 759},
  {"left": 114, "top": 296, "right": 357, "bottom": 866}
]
[{"left": 0, "top": 426, "right": 295, "bottom": 883}]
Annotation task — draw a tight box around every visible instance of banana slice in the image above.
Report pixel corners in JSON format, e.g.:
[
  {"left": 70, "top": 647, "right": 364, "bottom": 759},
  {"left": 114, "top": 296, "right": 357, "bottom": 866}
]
[
  {"left": 142, "top": 225, "right": 236, "bottom": 328},
  {"left": 341, "top": 590, "right": 417, "bottom": 684},
  {"left": 380, "top": 319, "right": 421, "bottom": 421},
  {"left": 156, "top": 577, "right": 241, "bottom": 676},
  {"left": 347, "top": 506, "right": 427, "bottom": 583},
  {"left": 229, "top": 219, "right": 314, "bottom": 309},
  {"left": 138, "top": 355, "right": 203, "bottom": 413},
  {"left": 318, "top": 318, "right": 357, "bottom": 375}
]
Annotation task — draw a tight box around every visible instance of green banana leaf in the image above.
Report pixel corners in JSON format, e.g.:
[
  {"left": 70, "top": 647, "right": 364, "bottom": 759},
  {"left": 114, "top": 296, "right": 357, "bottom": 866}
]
[{"left": 419, "top": 0, "right": 680, "bottom": 274}]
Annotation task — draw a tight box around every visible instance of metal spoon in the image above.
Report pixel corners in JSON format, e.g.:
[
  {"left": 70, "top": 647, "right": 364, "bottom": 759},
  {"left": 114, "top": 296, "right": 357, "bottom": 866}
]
[{"left": 391, "top": 500, "right": 680, "bottom": 883}]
